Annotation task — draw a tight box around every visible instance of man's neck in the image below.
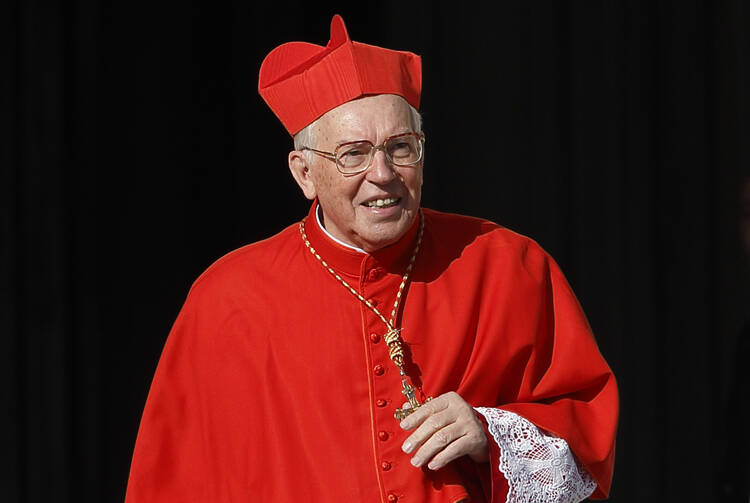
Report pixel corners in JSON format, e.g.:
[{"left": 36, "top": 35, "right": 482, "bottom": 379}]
[{"left": 315, "top": 205, "right": 366, "bottom": 254}]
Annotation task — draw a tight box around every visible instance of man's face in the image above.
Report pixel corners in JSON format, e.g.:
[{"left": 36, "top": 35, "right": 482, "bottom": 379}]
[{"left": 296, "top": 94, "right": 423, "bottom": 252}]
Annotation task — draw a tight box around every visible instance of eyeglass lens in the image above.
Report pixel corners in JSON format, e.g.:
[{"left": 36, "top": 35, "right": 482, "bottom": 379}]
[{"left": 336, "top": 134, "right": 422, "bottom": 172}]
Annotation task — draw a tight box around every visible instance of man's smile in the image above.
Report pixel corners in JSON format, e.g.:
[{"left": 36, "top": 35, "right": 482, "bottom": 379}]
[{"left": 363, "top": 197, "right": 401, "bottom": 208}]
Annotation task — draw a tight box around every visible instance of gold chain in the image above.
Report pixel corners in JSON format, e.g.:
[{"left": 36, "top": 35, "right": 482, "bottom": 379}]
[{"left": 299, "top": 212, "right": 428, "bottom": 419}]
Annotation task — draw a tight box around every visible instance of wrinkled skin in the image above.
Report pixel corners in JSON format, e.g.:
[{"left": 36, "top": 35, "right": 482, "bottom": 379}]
[
  {"left": 400, "top": 391, "right": 489, "bottom": 470},
  {"left": 288, "top": 94, "right": 423, "bottom": 252}
]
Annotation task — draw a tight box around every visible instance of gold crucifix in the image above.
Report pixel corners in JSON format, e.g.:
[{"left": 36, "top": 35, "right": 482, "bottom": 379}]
[{"left": 394, "top": 378, "right": 425, "bottom": 420}]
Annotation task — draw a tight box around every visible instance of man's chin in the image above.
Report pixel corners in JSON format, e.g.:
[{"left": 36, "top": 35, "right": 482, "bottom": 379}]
[{"left": 356, "top": 219, "right": 415, "bottom": 252}]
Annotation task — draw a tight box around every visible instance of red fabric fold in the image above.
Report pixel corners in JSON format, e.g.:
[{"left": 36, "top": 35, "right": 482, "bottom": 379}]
[
  {"left": 258, "top": 15, "right": 421, "bottom": 135},
  {"left": 125, "top": 204, "right": 617, "bottom": 502}
]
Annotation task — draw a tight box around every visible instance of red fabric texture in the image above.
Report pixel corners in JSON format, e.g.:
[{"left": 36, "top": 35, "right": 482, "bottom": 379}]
[
  {"left": 258, "top": 15, "right": 422, "bottom": 135},
  {"left": 125, "top": 203, "right": 618, "bottom": 502}
]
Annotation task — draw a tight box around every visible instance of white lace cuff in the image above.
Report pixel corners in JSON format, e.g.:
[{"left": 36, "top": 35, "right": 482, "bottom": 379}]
[{"left": 474, "top": 407, "right": 596, "bottom": 503}]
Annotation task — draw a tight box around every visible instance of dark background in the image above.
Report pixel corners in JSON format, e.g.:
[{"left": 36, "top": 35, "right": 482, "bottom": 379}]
[{"left": 3, "top": 1, "right": 749, "bottom": 501}]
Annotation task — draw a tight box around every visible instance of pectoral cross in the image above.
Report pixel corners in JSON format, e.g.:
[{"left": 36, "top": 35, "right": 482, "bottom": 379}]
[{"left": 394, "top": 378, "right": 425, "bottom": 420}]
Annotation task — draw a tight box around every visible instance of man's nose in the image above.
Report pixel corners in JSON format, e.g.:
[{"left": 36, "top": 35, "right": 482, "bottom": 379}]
[{"left": 365, "top": 149, "right": 397, "bottom": 183}]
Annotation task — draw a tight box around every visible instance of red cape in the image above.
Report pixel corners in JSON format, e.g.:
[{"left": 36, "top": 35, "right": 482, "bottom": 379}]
[{"left": 126, "top": 204, "right": 618, "bottom": 502}]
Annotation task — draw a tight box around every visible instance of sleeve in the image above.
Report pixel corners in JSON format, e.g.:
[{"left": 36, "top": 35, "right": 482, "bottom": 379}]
[
  {"left": 475, "top": 407, "right": 596, "bottom": 503},
  {"left": 124, "top": 293, "right": 211, "bottom": 502},
  {"left": 124, "top": 281, "right": 255, "bottom": 502},
  {"left": 480, "top": 241, "right": 619, "bottom": 501}
]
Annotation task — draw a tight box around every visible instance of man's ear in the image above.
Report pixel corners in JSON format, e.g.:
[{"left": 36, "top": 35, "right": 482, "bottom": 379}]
[{"left": 288, "top": 150, "right": 317, "bottom": 200}]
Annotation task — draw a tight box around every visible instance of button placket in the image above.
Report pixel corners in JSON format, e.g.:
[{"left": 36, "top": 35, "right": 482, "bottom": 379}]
[
  {"left": 363, "top": 301, "right": 392, "bottom": 493},
  {"left": 362, "top": 261, "right": 407, "bottom": 501}
]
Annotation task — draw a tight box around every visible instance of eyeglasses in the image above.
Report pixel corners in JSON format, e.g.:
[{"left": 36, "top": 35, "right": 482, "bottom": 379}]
[{"left": 301, "top": 132, "right": 425, "bottom": 175}]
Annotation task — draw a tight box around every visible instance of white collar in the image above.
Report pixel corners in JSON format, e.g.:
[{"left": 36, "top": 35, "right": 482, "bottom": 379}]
[{"left": 315, "top": 205, "right": 366, "bottom": 254}]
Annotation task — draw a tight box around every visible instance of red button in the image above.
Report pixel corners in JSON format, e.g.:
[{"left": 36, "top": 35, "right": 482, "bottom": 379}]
[
  {"left": 370, "top": 333, "right": 380, "bottom": 343},
  {"left": 367, "top": 268, "right": 383, "bottom": 281},
  {"left": 378, "top": 431, "right": 389, "bottom": 441},
  {"left": 376, "top": 399, "right": 387, "bottom": 407},
  {"left": 369, "top": 298, "right": 379, "bottom": 307},
  {"left": 381, "top": 461, "right": 392, "bottom": 471},
  {"left": 373, "top": 364, "right": 385, "bottom": 376},
  {"left": 387, "top": 494, "right": 398, "bottom": 502}
]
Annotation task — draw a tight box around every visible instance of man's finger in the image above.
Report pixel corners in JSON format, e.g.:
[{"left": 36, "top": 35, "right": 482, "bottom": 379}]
[
  {"left": 408, "top": 423, "right": 464, "bottom": 468},
  {"left": 399, "top": 394, "right": 449, "bottom": 431},
  {"left": 401, "top": 409, "right": 455, "bottom": 454},
  {"left": 424, "top": 434, "right": 473, "bottom": 470}
]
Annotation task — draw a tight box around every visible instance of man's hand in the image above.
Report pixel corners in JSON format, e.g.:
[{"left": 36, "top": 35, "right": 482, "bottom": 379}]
[{"left": 399, "top": 391, "right": 489, "bottom": 470}]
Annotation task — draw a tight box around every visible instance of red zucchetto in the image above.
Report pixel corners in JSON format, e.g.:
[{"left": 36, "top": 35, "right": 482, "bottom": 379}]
[{"left": 258, "top": 14, "right": 422, "bottom": 135}]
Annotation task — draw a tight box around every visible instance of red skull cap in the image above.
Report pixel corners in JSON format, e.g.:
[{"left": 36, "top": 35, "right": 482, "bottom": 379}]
[{"left": 258, "top": 15, "right": 422, "bottom": 136}]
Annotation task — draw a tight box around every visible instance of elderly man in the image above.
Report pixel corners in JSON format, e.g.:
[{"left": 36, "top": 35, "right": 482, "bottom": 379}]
[{"left": 125, "top": 15, "right": 617, "bottom": 503}]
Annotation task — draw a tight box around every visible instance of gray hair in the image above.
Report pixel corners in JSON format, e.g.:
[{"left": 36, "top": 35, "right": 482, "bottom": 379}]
[{"left": 293, "top": 104, "right": 423, "bottom": 152}]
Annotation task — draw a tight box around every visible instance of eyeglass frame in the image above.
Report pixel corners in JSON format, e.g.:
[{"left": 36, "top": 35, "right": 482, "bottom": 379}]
[{"left": 300, "top": 131, "right": 425, "bottom": 176}]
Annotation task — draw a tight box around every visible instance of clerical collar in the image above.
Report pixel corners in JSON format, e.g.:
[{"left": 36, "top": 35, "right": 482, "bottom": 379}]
[
  {"left": 303, "top": 201, "right": 421, "bottom": 278},
  {"left": 315, "top": 205, "right": 366, "bottom": 254}
]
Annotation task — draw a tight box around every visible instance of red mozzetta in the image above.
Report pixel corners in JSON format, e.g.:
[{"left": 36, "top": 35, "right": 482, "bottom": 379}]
[{"left": 125, "top": 203, "right": 618, "bottom": 502}]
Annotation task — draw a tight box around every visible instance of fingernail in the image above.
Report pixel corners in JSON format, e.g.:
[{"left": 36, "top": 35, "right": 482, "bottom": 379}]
[
  {"left": 400, "top": 419, "right": 410, "bottom": 429},
  {"left": 411, "top": 457, "right": 421, "bottom": 467},
  {"left": 402, "top": 441, "right": 412, "bottom": 453},
  {"left": 427, "top": 461, "right": 438, "bottom": 470}
]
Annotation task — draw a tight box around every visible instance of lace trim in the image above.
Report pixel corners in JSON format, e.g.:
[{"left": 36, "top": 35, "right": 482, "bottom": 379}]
[{"left": 474, "top": 407, "right": 596, "bottom": 503}]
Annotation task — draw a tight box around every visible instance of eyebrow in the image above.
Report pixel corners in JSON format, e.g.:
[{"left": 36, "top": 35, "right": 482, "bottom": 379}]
[{"left": 335, "top": 129, "right": 415, "bottom": 147}]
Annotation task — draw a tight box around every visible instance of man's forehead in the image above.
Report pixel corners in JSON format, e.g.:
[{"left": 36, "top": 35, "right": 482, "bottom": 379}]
[{"left": 314, "top": 94, "right": 414, "bottom": 137}]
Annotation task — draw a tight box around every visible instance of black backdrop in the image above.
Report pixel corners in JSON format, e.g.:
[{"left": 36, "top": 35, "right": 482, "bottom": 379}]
[{"left": 3, "top": 1, "right": 749, "bottom": 502}]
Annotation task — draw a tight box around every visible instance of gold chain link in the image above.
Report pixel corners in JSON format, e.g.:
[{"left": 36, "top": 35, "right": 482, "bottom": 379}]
[{"left": 298, "top": 212, "right": 423, "bottom": 374}]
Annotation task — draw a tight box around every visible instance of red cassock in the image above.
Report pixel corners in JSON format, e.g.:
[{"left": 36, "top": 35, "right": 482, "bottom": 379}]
[{"left": 125, "top": 203, "right": 618, "bottom": 502}]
